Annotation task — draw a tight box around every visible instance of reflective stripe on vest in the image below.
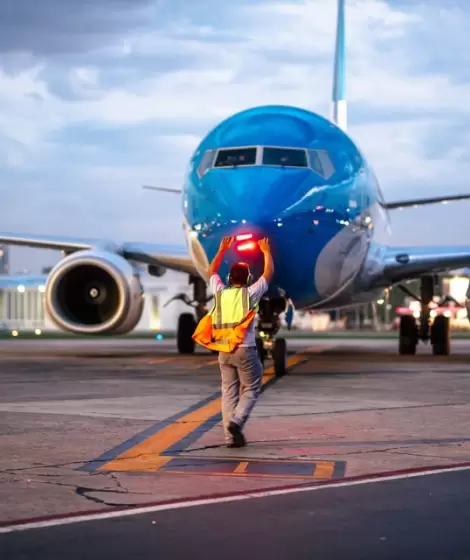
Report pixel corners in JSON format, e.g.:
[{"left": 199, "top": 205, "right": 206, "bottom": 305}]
[{"left": 212, "top": 287, "right": 251, "bottom": 329}]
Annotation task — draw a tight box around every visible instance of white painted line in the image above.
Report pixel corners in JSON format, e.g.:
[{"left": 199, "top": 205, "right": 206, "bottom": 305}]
[{"left": 2, "top": 463, "right": 470, "bottom": 534}]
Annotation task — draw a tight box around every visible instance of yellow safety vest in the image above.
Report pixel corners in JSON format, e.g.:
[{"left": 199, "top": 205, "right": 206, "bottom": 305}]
[
  {"left": 212, "top": 287, "right": 252, "bottom": 329},
  {"left": 193, "top": 287, "right": 258, "bottom": 353}
]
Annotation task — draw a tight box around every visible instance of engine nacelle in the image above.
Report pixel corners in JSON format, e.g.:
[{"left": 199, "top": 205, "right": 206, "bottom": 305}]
[{"left": 45, "top": 250, "right": 144, "bottom": 335}]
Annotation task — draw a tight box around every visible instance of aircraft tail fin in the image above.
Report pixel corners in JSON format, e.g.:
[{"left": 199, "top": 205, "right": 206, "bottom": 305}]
[{"left": 330, "top": 0, "right": 347, "bottom": 131}]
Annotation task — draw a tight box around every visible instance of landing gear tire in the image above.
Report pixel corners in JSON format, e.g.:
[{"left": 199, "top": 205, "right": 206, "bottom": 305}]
[
  {"left": 177, "top": 313, "right": 197, "bottom": 354},
  {"left": 399, "top": 315, "right": 417, "bottom": 355},
  {"left": 431, "top": 315, "right": 450, "bottom": 356},
  {"left": 272, "top": 338, "right": 287, "bottom": 377}
]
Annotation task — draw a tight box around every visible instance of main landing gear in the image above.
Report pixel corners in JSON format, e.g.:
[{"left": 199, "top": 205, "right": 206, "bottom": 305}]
[
  {"left": 397, "top": 275, "right": 451, "bottom": 356},
  {"left": 255, "top": 296, "right": 288, "bottom": 377}
]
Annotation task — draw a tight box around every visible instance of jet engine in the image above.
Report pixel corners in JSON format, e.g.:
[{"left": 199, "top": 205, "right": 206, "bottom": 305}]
[{"left": 45, "top": 250, "right": 144, "bottom": 335}]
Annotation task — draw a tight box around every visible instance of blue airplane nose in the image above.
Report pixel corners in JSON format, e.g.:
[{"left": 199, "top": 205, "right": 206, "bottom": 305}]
[{"left": 203, "top": 167, "right": 314, "bottom": 223}]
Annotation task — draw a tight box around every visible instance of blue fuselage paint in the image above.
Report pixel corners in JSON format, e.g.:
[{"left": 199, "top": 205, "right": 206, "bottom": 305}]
[{"left": 182, "top": 105, "right": 391, "bottom": 310}]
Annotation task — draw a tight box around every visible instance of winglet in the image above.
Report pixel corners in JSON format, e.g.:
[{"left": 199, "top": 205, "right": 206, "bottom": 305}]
[{"left": 330, "top": 0, "right": 347, "bottom": 131}]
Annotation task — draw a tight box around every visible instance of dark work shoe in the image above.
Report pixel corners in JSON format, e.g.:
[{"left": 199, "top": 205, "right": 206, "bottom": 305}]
[{"left": 227, "top": 421, "right": 246, "bottom": 448}]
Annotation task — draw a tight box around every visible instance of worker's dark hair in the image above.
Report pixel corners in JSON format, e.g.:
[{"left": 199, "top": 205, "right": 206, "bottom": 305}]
[{"left": 229, "top": 262, "right": 250, "bottom": 286}]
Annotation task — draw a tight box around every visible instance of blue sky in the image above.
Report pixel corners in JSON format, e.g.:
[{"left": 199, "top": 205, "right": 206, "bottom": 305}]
[{"left": 1, "top": 0, "right": 470, "bottom": 272}]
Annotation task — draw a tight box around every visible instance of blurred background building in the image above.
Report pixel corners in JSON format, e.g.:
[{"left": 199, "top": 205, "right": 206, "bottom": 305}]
[{"left": 0, "top": 245, "right": 9, "bottom": 275}]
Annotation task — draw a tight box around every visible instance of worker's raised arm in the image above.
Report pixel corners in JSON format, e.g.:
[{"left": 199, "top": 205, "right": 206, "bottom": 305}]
[
  {"left": 258, "top": 238, "right": 274, "bottom": 283},
  {"left": 207, "top": 236, "right": 234, "bottom": 278}
]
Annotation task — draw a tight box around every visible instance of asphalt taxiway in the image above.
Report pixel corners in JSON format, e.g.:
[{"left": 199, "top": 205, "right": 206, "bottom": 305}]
[
  {"left": 2, "top": 336, "right": 470, "bottom": 558},
  {"left": 2, "top": 469, "right": 470, "bottom": 559}
]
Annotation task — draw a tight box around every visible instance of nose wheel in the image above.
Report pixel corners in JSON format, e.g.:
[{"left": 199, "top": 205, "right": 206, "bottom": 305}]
[
  {"left": 256, "top": 336, "right": 287, "bottom": 377},
  {"left": 255, "top": 295, "right": 289, "bottom": 377},
  {"left": 272, "top": 338, "right": 287, "bottom": 376}
]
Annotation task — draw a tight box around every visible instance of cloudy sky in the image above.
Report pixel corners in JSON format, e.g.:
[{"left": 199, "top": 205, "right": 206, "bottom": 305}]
[{"left": 1, "top": 0, "right": 470, "bottom": 273}]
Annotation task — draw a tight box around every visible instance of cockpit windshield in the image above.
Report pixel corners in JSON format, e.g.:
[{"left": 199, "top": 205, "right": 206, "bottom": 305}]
[
  {"left": 262, "top": 147, "right": 307, "bottom": 168},
  {"left": 214, "top": 148, "right": 257, "bottom": 168},
  {"left": 199, "top": 145, "right": 335, "bottom": 178}
]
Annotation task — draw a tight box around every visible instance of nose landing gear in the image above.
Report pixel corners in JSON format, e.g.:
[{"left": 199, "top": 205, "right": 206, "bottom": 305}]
[{"left": 255, "top": 296, "right": 288, "bottom": 377}]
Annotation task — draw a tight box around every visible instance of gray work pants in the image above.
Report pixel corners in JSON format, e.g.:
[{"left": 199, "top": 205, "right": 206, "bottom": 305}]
[{"left": 218, "top": 345, "right": 263, "bottom": 442}]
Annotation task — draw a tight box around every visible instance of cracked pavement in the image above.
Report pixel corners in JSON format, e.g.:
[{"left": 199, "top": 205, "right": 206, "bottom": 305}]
[{"left": 2, "top": 338, "right": 470, "bottom": 524}]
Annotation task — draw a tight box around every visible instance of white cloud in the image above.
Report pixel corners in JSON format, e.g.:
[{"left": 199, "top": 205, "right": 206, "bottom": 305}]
[{"left": 2, "top": 0, "right": 470, "bottom": 270}]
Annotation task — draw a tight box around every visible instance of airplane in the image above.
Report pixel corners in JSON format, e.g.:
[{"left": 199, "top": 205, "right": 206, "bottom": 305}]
[{"left": 2, "top": 0, "right": 470, "bottom": 376}]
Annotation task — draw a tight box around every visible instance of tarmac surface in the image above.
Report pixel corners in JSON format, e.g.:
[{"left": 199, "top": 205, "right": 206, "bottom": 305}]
[
  {"left": 2, "top": 336, "right": 470, "bottom": 558},
  {"left": 2, "top": 469, "right": 470, "bottom": 559}
]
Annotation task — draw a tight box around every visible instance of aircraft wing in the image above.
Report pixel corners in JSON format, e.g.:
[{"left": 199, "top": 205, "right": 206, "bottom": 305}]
[
  {"left": 379, "top": 245, "right": 470, "bottom": 285},
  {"left": 384, "top": 193, "right": 470, "bottom": 210},
  {"left": 0, "top": 232, "right": 198, "bottom": 276},
  {"left": 142, "top": 185, "right": 182, "bottom": 194}
]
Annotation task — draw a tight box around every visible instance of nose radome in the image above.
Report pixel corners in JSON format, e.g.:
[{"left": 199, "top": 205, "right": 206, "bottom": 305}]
[{"left": 204, "top": 167, "right": 311, "bottom": 222}]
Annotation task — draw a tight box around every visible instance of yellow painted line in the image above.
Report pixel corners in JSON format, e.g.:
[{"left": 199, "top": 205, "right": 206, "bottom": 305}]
[
  {"left": 101, "top": 372, "right": 278, "bottom": 473},
  {"left": 182, "top": 455, "right": 335, "bottom": 465},
  {"left": 100, "top": 397, "right": 223, "bottom": 472},
  {"left": 233, "top": 461, "right": 249, "bottom": 474},
  {"left": 163, "top": 469, "right": 328, "bottom": 480},
  {"left": 160, "top": 456, "right": 339, "bottom": 480},
  {"left": 313, "top": 461, "right": 335, "bottom": 479},
  {"left": 99, "top": 352, "right": 310, "bottom": 473},
  {"left": 136, "top": 455, "right": 173, "bottom": 473}
]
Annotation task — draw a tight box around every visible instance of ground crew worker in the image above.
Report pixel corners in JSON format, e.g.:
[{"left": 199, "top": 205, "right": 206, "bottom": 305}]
[
  {"left": 194, "top": 235, "right": 274, "bottom": 448},
  {"left": 285, "top": 298, "right": 294, "bottom": 330}
]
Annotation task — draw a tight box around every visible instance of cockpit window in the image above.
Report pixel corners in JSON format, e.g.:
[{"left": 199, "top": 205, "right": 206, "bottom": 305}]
[
  {"left": 214, "top": 147, "right": 257, "bottom": 168},
  {"left": 262, "top": 147, "right": 307, "bottom": 168},
  {"left": 197, "top": 149, "right": 217, "bottom": 178},
  {"left": 200, "top": 145, "right": 335, "bottom": 179},
  {"left": 315, "top": 150, "right": 335, "bottom": 179},
  {"left": 307, "top": 150, "right": 324, "bottom": 176}
]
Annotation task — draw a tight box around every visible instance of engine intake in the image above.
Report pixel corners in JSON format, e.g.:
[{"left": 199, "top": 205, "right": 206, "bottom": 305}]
[{"left": 45, "top": 250, "right": 144, "bottom": 335}]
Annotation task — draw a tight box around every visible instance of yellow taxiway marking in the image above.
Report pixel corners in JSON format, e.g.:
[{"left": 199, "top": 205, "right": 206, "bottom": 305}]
[
  {"left": 159, "top": 469, "right": 327, "bottom": 480},
  {"left": 233, "top": 461, "right": 249, "bottom": 474},
  {"left": 101, "top": 397, "right": 224, "bottom": 472},
  {"left": 313, "top": 461, "right": 335, "bottom": 479},
  {"left": 157, "top": 455, "right": 342, "bottom": 479},
  {"left": 99, "top": 351, "right": 311, "bottom": 473}
]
